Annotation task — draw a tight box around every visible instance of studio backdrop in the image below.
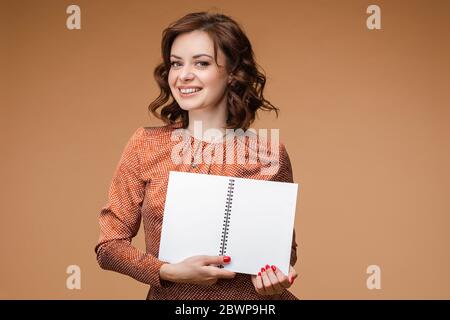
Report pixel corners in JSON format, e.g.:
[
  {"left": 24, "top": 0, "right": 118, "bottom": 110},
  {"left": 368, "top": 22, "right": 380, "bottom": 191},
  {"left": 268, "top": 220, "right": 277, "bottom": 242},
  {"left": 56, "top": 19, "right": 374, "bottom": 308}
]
[{"left": 1, "top": 0, "right": 449, "bottom": 299}]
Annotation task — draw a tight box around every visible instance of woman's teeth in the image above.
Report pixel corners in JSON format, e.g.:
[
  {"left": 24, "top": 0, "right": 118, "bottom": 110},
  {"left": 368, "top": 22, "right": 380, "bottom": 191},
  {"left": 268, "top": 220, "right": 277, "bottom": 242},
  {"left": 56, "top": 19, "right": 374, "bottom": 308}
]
[{"left": 179, "top": 88, "right": 202, "bottom": 94}]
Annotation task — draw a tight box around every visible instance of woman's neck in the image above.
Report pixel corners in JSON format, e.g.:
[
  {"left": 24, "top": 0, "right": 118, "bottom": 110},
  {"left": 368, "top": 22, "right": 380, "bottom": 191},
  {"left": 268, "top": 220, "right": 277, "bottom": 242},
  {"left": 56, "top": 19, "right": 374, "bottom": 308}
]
[{"left": 187, "top": 105, "right": 228, "bottom": 142}]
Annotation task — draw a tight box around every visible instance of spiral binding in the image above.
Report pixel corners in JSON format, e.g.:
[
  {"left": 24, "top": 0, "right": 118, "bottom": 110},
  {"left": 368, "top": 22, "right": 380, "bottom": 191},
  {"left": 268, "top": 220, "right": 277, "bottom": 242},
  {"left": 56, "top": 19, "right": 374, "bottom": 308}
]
[{"left": 218, "top": 179, "right": 235, "bottom": 263}]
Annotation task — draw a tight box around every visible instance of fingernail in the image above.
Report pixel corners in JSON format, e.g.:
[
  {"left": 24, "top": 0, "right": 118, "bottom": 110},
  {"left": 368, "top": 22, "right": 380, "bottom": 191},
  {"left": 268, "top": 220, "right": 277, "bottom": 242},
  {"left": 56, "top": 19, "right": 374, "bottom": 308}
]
[
  {"left": 258, "top": 272, "right": 261, "bottom": 276},
  {"left": 271, "top": 265, "right": 276, "bottom": 272},
  {"left": 265, "top": 264, "right": 270, "bottom": 270},
  {"left": 261, "top": 267, "right": 265, "bottom": 273},
  {"left": 223, "top": 256, "right": 231, "bottom": 263},
  {"left": 289, "top": 277, "right": 294, "bottom": 284}
]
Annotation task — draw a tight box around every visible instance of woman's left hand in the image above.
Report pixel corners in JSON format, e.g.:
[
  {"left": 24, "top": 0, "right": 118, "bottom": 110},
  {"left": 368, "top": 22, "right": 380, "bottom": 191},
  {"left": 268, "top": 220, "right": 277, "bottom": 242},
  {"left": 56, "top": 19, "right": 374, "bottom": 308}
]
[{"left": 251, "top": 264, "right": 298, "bottom": 296}]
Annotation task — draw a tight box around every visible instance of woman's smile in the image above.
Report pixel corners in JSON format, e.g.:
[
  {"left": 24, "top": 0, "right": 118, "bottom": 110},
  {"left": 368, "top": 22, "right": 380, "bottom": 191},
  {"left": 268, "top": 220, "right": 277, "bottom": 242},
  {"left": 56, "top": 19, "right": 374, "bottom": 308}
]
[{"left": 178, "top": 86, "right": 204, "bottom": 98}]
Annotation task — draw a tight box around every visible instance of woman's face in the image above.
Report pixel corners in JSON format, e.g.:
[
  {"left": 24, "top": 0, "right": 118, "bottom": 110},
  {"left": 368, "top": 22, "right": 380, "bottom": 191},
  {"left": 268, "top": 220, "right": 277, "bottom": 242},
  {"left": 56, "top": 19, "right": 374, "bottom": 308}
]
[{"left": 168, "top": 30, "right": 230, "bottom": 113}]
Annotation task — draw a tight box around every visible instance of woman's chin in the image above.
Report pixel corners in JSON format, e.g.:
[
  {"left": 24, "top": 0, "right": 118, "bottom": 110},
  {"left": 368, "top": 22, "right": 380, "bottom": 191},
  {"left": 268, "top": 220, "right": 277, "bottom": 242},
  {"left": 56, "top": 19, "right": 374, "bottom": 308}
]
[{"left": 178, "top": 104, "right": 204, "bottom": 111}]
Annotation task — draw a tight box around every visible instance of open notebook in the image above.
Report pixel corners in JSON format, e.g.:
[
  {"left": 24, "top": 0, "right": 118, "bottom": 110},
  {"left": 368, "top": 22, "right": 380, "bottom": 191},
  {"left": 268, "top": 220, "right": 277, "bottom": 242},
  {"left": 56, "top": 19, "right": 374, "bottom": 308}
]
[{"left": 158, "top": 171, "right": 299, "bottom": 275}]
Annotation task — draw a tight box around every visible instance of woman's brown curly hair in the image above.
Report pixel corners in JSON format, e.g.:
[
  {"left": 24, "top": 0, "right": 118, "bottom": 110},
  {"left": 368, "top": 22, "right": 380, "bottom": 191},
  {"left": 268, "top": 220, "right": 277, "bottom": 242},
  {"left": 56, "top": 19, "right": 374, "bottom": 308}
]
[{"left": 148, "top": 11, "right": 279, "bottom": 131}]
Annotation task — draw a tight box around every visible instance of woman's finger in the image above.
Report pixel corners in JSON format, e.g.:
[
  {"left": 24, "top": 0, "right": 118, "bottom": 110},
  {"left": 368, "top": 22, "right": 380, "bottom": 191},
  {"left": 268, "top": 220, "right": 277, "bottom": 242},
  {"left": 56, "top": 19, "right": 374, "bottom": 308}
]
[
  {"left": 288, "top": 265, "right": 298, "bottom": 284},
  {"left": 272, "top": 265, "right": 291, "bottom": 289},
  {"left": 254, "top": 273, "right": 266, "bottom": 295},
  {"left": 264, "top": 265, "right": 284, "bottom": 294},
  {"left": 260, "top": 267, "right": 275, "bottom": 295}
]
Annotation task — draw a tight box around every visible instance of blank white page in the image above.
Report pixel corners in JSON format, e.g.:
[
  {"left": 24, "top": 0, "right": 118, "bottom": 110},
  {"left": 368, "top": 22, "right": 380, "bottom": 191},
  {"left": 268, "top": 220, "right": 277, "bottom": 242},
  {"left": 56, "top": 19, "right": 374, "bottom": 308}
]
[
  {"left": 224, "top": 178, "right": 298, "bottom": 275},
  {"left": 158, "top": 171, "right": 228, "bottom": 263}
]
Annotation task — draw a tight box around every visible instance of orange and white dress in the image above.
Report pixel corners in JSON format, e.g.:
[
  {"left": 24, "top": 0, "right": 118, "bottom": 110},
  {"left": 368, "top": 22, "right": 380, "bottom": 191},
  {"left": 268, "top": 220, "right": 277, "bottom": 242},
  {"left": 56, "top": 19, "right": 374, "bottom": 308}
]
[{"left": 95, "top": 122, "right": 299, "bottom": 300}]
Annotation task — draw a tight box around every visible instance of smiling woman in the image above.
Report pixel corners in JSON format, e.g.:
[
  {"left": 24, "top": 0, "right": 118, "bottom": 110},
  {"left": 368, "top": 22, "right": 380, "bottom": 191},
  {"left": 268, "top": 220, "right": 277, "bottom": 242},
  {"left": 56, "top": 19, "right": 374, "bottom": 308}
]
[
  {"left": 149, "top": 11, "right": 280, "bottom": 133},
  {"left": 95, "top": 11, "right": 299, "bottom": 300},
  {"left": 167, "top": 30, "right": 231, "bottom": 134}
]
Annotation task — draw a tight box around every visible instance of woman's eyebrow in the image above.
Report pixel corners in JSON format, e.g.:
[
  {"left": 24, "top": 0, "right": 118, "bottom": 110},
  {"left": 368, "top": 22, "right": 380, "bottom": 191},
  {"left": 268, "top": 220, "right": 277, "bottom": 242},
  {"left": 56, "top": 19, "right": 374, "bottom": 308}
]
[{"left": 170, "top": 54, "right": 213, "bottom": 59}]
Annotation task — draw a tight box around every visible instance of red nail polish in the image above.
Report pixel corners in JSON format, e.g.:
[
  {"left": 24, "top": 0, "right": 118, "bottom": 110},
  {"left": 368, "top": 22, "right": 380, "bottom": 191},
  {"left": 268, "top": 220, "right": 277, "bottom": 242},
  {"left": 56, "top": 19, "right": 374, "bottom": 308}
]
[
  {"left": 265, "top": 264, "right": 270, "bottom": 270},
  {"left": 258, "top": 272, "right": 261, "bottom": 276},
  {"left": 261, "top": 267, "right": 265, "bottom": 273},
  {"left": 271, "top": 265, "right": 276, "bottom": 272},
  {"left": 289, "top": 277, "right": 294, "bottom": 284},
  {"left": 223, "top": 256, "right": 231, "bottom": 263}
]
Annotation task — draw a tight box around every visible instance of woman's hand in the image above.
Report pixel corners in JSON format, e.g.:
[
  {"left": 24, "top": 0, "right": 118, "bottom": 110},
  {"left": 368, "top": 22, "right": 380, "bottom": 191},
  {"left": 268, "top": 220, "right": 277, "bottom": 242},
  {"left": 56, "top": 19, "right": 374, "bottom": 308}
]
[
  {"left": 251, "top": 264, "right": 298, "bottom": 295},
  {"left": 159, "top": 255, "right": 236, "bottom": 285}
]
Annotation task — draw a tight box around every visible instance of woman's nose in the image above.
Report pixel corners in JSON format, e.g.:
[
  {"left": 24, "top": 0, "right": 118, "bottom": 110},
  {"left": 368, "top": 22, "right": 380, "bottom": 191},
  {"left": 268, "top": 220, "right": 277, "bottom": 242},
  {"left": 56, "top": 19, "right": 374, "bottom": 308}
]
[
  {"left": 180, "top": 72, "right": 195, "bottom": 82},
  {"left": 179, "top": 67, "right": 195, "bottom": 81}
]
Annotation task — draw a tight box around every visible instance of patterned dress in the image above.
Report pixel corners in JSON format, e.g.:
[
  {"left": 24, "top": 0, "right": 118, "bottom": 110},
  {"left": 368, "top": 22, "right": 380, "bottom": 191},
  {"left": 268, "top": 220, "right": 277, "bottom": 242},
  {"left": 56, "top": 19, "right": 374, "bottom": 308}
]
[{"left": 95, "top": 122, "right": 299, "bottom": 300}]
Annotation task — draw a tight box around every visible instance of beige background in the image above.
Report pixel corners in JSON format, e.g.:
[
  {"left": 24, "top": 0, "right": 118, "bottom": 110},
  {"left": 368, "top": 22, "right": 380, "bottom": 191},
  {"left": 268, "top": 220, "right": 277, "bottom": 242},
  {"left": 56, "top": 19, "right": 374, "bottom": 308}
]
[{"left": 1, "top": 0, "right": 449, "bottom": 299}]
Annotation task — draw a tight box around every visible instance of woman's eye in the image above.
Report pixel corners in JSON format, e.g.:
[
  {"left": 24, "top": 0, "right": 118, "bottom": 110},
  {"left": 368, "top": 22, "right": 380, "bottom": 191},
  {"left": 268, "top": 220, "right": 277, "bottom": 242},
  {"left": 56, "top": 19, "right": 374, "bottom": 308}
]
[
  {"left": 196, "top": 61, "right": 210, "bottom": 67},
  {"left": 170, "top": 61, "right": 209, "bottom": 68}
]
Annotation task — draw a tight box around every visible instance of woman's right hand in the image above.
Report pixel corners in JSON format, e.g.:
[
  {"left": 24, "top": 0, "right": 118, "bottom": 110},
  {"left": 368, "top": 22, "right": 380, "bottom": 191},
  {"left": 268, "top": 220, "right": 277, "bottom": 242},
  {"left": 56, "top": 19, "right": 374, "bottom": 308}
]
[{"left": 159, "top": 255, "right": 236, "bottom": 285}]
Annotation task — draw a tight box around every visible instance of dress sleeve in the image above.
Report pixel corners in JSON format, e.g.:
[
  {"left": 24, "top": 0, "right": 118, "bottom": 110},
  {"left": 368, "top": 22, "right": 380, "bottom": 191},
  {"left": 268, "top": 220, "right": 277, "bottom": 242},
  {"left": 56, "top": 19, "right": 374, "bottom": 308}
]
[
  {"left": 94, "top": 127, "right": 167, "bottom": 287},
  {"left": 271, "top": 143, "right": 299, "bottom": 267}
]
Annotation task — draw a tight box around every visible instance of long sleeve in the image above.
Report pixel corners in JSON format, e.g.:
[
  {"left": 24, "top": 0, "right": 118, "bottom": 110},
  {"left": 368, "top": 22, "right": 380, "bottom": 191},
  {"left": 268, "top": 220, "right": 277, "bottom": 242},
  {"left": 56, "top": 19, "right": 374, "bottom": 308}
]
[
  {"left": 270, "top": 143, "right": 299, "bottom": 267},
  {"left": 94, "top": 127, "right": 166, "bottom": 287}
]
